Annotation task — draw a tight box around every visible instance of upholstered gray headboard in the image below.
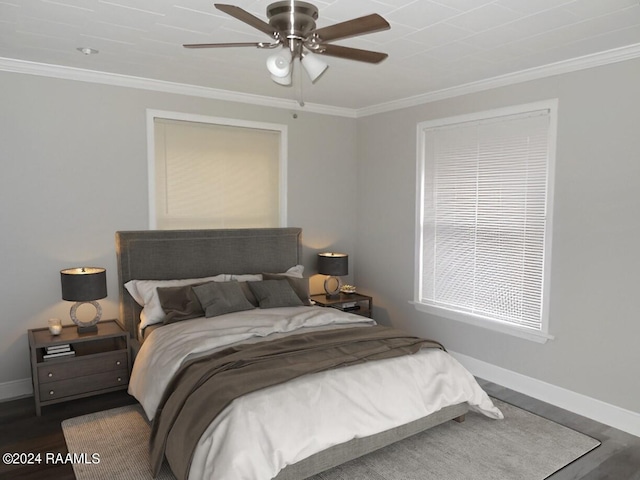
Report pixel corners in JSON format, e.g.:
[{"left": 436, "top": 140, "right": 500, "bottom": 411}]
[{"left": 115, "top": 228, "right": 302, "bottom": 340}]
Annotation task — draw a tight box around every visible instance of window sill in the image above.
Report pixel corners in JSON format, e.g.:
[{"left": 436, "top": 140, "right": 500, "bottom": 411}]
[{"left": 410, "top": 301, "right": 554, "bottom": 344}]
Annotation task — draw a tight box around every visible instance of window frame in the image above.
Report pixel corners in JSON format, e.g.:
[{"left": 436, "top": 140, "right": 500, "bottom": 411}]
[
  {"left": 146, "top": 109, "right": 288, "bottom": 229},
  {"left": 413, "top": 100, "right": 558, "bottom": 343}
]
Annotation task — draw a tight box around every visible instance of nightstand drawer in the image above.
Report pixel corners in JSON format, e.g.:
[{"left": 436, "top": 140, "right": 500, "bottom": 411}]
[
  {"left": 39, "top": 369, "right": 129, "bottom": 401},
  {"left": 37, "top": 351, "right": 128, "bottom": 384}
]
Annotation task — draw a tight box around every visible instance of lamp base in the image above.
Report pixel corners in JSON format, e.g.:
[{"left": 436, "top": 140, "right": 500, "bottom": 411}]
[
  {"left": 70, "top": 300, "right": 102, "bottom": 334},
  {"left": 76, "top": 324, "right": 98, "bottom": 334},
  {"left": 323, "top": 276, "right": 342, "bottom": 298}
]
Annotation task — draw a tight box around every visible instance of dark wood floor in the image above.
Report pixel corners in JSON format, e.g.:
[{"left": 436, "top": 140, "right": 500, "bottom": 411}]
[
  {"left": 1, "top": 381, "right": 639, "bottom": 479},
  {"left": 0, "top": 391, "right": 136, "bottom": 480}
]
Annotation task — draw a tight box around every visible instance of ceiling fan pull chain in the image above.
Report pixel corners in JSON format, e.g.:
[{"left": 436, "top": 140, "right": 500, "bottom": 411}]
[{"left": 295, "top": 58, "right": 305, "bottom": 107}]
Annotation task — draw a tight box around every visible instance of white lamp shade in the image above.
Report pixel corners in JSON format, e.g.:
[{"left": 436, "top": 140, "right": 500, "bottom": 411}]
[
  {"left": 271, "top": 73, "right": 292, "bottom": 85},
  {"left": 266, "top": 51, "right": 292, "bottom": 78},
  {"left": 301, "top": 53, "right": 328, "bottom": 83}
]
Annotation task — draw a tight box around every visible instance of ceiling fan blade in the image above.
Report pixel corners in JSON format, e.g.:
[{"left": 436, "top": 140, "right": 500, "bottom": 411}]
[
  {"left": 215, "top": 4, "right": 278, "bottom": 37},
  {"left": 184, "top": 42, "right": 274, "bottom": 49},
  {"left": 312, "top": 14, "right": 390, "bottom": 43},
  {"left": 315, "top": 44, "right": 388, "bottom": 64}
]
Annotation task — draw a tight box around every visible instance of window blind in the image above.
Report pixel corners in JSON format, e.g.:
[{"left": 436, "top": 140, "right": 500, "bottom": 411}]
[
  {"left": 419, "top": 109, "right": 551, "bottom": 331},
  {"left": 154, "top": 118, "right": 281, "bottom": 229}
]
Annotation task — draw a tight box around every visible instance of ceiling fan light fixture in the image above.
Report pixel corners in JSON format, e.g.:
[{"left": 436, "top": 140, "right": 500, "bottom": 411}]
[
  {"left": 266, "top": 50, "right": 292, "bottom": 77},
  {"left": 271, "top": 72, "right": 292, "bottom": 85},
  {"left": 301, "top": 52, "right": 328, "bottom": 83}
]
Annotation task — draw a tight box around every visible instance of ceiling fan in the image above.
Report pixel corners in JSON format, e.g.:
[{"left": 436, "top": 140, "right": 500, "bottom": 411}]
[{"left": 183, "top": 1, "right": 391, "bottom": 88}]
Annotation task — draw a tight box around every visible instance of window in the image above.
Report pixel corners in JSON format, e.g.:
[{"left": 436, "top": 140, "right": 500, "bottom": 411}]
[
  {"left": 148, "top": 110, "right": 287, "bottom": 229},
  {"left": 414, "top": 101, "right": 557, "bottom": 342}
]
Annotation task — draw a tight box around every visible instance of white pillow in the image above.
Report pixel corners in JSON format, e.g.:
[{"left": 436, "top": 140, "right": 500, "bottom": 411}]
[
  {"left": 229, "top": 274, "right": 262, "bottom": 282},
  {"left": 280, "top": 264, "right": 304, "bottom": 278},
  {"left": 125, "top": 275, "right": 226, "bottom": 329}
]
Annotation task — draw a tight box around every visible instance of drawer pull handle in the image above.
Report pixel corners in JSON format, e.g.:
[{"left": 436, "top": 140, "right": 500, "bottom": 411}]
[
  {"left": 48, "top": 372, "right": 53, "bottom": 378},
  {"left": 116, "top": 361, "right": 121, "bottom": 366},
  {"left": 49, "top": 390, "right": 54, "bottom": 396}
]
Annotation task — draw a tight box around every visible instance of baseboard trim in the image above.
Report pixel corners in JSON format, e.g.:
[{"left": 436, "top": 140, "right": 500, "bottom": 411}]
[
  {"left": 0, "top": 377, "right": 33, "bottom": 401},
  {"left": 450, "top": 351, "right": 640, "bottom": 438}
]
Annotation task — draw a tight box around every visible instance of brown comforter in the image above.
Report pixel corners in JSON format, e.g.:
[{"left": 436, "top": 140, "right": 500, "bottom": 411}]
[{"left": 149, "top": 325, "right": 444, "bottom": 479}]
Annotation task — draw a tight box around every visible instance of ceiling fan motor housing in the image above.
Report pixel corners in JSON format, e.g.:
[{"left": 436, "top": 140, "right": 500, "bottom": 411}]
[{"left": 267, "top": 1, "right": 318, "bottom": 41}]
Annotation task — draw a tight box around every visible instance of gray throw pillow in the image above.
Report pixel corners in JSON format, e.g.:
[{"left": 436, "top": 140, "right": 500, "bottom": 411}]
[
  {"left": 237, "top": 281, "right": 259, "bottom": 307},
  {"left": 262, "top": 273, "right": 311, "bottom": 305},
  {"left": 157, "top": 284, "right": 205, "bottom": 324},
  {"left": 192, "top": 281, "right": 256, "bottom": 318},
  {"left": 248, "top": 279, "right": 304, "bottom": 309}
]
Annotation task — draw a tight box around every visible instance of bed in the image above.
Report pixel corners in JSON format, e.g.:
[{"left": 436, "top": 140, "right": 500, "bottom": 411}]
[{"left": 116, "top": 227, "right": 502, "bottom": 480}]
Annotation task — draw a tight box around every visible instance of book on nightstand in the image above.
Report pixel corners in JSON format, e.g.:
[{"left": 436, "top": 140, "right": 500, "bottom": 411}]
[
  {"left": 337, "top": 302, "right": 358, "bottom": 310},
  {"left": 43, "top": 345, "right": 75, "bottom": 360},
  {"left": 45, "top": 344, "right": 71, "bottom": 354}
]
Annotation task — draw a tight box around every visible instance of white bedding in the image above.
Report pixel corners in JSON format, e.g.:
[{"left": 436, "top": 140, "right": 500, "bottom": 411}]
[{"left": 129, "top": 306, "right": 503, "bottom": 480}]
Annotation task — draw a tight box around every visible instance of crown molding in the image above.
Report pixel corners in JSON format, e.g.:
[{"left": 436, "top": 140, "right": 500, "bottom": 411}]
[
  {"left": 356, "top": 42, "right": 640, "bottom": 118},
  {"left": 0, "top": 57, "right": 356, "bottom": 118},
  {"left": 2, "top": 42, "right": 640, "bottom": 119}
]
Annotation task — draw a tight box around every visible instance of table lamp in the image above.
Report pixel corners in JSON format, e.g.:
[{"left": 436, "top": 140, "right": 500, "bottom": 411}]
[
  {"left": 60, "top": 267, "right": 107, "bottom": 333},
  {"left": 317, "top": 252, "right": 348, "bottom": 297}
]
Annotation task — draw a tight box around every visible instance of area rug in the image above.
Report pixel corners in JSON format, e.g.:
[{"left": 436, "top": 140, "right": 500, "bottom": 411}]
[{"left": 62, "top": 399, "right": 599, "bottom": 480}]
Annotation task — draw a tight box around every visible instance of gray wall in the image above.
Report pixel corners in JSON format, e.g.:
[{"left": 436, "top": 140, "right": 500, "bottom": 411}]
[
  {"left": 355, "top": 58, "right": 640, "bottom": 414},
  {"left": 0, "top": 71, "right": 357, "bottom": 386},
  {"left": 2, "top": 57, "right": 639, "bottom": 421}
]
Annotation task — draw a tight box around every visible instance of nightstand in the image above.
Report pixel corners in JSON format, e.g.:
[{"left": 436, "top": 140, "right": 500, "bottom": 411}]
[
  {"left": 310, "top": 292, "right": 373, "bottom": 318},
  {"left": 28, "top": 319, "right": 130, "bottom": 416}
]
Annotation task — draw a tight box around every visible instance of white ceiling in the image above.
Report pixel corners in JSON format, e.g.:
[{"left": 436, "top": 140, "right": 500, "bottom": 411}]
[{"left": 2, "top": 0, "right": 640, "bottom": 111}]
